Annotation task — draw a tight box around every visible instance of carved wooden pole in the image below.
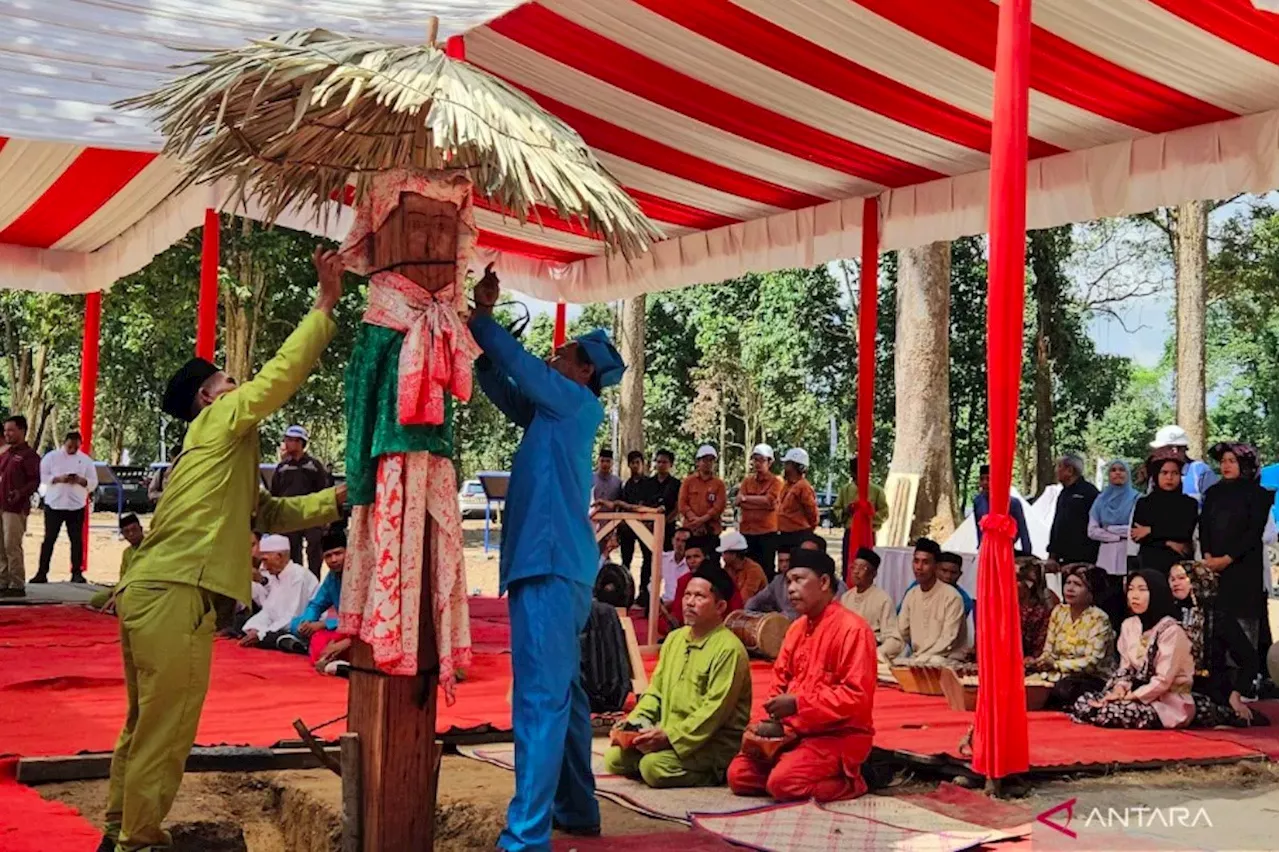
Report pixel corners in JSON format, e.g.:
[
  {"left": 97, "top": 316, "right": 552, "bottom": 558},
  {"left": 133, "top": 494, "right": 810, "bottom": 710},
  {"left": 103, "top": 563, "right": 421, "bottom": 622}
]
[{"left": 346, "top": 192, "right": 458, "bottom": 851}]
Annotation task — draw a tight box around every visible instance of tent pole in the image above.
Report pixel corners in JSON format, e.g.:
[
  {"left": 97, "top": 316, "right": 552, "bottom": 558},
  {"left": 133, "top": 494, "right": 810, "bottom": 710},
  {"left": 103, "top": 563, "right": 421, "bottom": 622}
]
[
  {"left": 196, "top": 208, "right": 220, "bottom": 360},
  {"left": 973, "top": 0, "right": 1033, "bottom": 785},
  {"left": 849, "top": 196, "right": 880, "bottom": 580},
  {"left": 78, "top": 291, "right": 102, "bottom": 573},
  {"left": 553, "top": 301, "right": 567, "bottom": 347}
]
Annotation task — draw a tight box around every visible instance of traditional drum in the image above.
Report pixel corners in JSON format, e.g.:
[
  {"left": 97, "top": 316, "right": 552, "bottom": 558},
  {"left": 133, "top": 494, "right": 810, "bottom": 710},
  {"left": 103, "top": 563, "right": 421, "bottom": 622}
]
[
  {"left": 740, "top": 723, "right": 798, "bottom": 765},
  {"left": 725, "top": 610, "right": 790, "bottom": 660}
]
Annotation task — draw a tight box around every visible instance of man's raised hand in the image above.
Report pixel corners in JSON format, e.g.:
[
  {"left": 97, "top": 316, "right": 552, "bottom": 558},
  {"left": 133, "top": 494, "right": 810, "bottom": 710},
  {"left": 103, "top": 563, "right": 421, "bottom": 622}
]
[
  {"left": 312, "top": 247, "right": 345, "bottom": 315},
  {"left": 473, "top": 262, "right": 500, "bottom": 316}
]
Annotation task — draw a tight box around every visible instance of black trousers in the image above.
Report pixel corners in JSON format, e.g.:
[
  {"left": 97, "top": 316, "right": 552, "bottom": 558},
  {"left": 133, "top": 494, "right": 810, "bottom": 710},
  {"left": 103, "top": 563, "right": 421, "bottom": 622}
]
[
  {"left": 619, "top": 525, "right": 653, "bottom": 602},
  {"left": 744, "top": 532, "right": 778, "bottom": 581},
  {"left": 38, "top": 506, "right": 85, "bottom": 575},
  {"left": 289, "top": 527, "right": 325, "bottom": 578}
]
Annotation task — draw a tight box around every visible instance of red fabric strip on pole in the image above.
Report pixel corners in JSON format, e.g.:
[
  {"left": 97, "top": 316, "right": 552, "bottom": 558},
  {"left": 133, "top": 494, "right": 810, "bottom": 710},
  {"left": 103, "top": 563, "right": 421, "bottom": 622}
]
[
  {"left": 195, "top": 209, "right": 220, "bottom": 361},
  {"left": 78, "top": 292, "right": 102, "bottom": 574},
  {"left": 495, "top": 84, "right": 826, "bottom": 210},
  {"left": 633, "top": 0, "right": 1063, "bottom": 159},
  {"left": 972, "top": 0, "right": 1032, "bottom": 782},
  {"left": 849, "top": 197, "right": 879, "bottom": 581},
  {"left": 553, "top": 302, "right": 568, "bottom": 348},
  {"left": 487, "top": 4, "right": 942, "bottom": 186},
  {"left": 1149, "top": 0, "right": 1278, "bottom": 64},
  {"left": 853, "top": 0, "right": 1233, "bottom": 134},
  {"left": 445, "top": 35, "right": 466, "bottom": 59},
  {"left": 476, "top": 231, "right": 591, "bottom": 264},
  {"left": 0, "top": 148, "right": 155, "bottom": 248}
]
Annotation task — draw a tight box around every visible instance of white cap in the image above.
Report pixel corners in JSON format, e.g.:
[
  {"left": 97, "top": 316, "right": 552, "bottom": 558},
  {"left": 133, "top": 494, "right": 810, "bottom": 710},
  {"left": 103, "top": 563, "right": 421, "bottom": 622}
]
[
  {"left": 259, "top": 534, "right": 291, "bottom": 553},
  {"left": 750, "top": 443, "right": 774, "bottom": 460},
  {"left": 696, "top": 444, "right": 718, "bottom": 460},
  {"left": 1151, "top": 425, "right": 1189, "bottom": 448},
  {"left": 284, "top": 424, "right": 309, "bottom": 441},
  {"left": 716, "top": 529, "right": 749, "bottom": 554},
  {"left": 783, "top": 448, "right": 810, "bottom": 468}
]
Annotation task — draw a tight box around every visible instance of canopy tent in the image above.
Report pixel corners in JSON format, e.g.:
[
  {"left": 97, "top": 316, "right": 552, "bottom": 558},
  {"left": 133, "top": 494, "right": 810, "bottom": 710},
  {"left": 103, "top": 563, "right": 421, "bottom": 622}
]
[
  {"left": 1, "top": 0, "right": 1276, "bottom": 786},
  {"left": 0, "top": 0, "right": 1276, "bottom": 298}
]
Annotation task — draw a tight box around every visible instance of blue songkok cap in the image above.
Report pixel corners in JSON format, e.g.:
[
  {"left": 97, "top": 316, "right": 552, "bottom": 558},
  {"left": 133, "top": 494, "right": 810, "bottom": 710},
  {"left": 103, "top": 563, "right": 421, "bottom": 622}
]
[{"left": 574, "top": 328, "right": 626, "bottom": 391}]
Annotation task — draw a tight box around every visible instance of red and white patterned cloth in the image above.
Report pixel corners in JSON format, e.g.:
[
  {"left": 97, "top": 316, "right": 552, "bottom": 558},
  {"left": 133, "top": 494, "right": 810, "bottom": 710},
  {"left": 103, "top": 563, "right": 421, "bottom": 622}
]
[{"left": 338, "top": 452, "right": 472, "bottom": 704}]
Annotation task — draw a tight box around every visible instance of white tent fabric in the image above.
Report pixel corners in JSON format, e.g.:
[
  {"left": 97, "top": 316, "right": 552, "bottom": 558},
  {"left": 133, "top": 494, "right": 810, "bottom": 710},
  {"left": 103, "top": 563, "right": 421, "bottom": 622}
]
[{"left": 0, "top": 0, "right": 1276, "bottom": 295}]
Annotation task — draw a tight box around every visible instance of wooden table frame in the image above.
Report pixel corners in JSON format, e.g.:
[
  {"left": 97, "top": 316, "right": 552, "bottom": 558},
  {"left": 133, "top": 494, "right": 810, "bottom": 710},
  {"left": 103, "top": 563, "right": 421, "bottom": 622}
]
[{"left": 593, "top": 511, "right": 666, "bottom": 648}]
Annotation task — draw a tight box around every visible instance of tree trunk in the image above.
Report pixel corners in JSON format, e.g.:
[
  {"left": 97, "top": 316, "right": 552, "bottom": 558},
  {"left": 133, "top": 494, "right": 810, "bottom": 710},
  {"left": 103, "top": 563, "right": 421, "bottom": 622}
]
[
  {"left": 618, "top": 295, "right": 646, "bottom": 457},
  {"left": 890, "top": 241, "right": 960, "bottom": 539},
  {"left": 1174, "top": 200, "right": 1208, "bottom": 458},
  {"left": 1028, "top": 230, "right": 1059, "bottom": 495},
  {"left": 718, "top": 400, "right": 727, "bottom": 481}
]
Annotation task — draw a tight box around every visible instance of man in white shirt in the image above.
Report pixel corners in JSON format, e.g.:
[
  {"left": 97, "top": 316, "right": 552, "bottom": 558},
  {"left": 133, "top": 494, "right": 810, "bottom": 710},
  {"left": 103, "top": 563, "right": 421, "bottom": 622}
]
[
  {"left": 35, "top": 430, "right": 98, "bottom": 584},
  {"left": 240, "top": 534, "right": 318, "bottom": 649},
  {"left": 659, "top": 527, "right": 692, "bottom": 605}
]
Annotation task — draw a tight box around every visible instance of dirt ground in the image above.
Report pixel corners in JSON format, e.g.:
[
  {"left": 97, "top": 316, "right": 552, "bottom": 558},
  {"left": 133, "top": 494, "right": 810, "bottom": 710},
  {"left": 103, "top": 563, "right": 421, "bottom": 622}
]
[
  {"left": 39, "top": 755, "right": 679, "bottom": 852},
  {"left": 39, "top": 757, "right": 1279, "bottom": 851}
]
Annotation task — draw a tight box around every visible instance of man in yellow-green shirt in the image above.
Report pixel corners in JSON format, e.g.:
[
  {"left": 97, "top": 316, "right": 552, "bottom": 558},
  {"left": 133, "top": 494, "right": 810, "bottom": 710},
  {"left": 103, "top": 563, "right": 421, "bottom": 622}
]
[
  {"left": 604, "top": 566, "right": 751, "bottom": 788},
  {"left": 834, "top": 456, "right": 888, "bottom": 573},
  {"left": 101, "top": 248, "right": 347, "bottom": 852}
]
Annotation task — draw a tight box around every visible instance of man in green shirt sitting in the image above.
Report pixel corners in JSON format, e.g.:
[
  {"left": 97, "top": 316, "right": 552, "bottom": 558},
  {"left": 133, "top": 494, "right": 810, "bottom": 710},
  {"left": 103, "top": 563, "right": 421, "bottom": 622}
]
[{"left": 604, "top": 566, "right": 752, "bottom": 788}]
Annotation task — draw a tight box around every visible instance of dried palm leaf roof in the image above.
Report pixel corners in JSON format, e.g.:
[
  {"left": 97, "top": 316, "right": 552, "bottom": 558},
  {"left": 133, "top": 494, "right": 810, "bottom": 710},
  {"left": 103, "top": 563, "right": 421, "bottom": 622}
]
[{"left": 117, "top": 27, "right": 663, "bottom": 259}]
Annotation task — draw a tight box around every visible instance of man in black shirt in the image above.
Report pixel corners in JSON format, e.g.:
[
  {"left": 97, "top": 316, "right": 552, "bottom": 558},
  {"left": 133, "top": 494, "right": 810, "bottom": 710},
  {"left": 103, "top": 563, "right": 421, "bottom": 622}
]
[
  {"left": 617, "top": 451, "right": 659, "bottom": 604},
  {"left": 271, "top": 425, "right": 333, "bottom": 577},
  {"left": 1047, "top": 454, "right": 1100, "bottom": 567},
  {"left": 650, "top": 449, "right": 682, "bottom": 553}
]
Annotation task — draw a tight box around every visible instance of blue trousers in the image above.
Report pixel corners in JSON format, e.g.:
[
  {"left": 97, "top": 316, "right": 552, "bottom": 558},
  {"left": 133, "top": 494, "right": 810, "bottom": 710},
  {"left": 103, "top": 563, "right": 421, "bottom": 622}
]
[{"left": 499, "top": 575, "right": 599, "bottom": 852}]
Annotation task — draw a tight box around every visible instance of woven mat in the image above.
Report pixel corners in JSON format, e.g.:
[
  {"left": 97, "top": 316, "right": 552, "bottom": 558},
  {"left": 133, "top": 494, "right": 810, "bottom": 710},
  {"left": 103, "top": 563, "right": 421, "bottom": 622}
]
[
  {"left": 458, "top": 742, "right": 770, "bottom": 823},
  {"left": 693, "top": 801, "right": 1003, "bottom": 852}
]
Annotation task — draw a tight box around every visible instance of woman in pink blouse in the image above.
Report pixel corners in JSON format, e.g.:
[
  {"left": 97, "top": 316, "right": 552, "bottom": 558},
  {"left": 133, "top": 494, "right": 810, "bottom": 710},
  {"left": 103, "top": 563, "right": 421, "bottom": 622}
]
[{"left": 1070, "top": 569, "right": 1194, "bottom": 729}]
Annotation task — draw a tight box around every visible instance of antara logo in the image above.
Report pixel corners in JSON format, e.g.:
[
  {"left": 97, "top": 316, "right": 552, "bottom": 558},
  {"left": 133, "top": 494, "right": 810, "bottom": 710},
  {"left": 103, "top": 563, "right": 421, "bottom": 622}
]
[{"left": 1036, "top": 798, "right": 1214, "bottom": 839}]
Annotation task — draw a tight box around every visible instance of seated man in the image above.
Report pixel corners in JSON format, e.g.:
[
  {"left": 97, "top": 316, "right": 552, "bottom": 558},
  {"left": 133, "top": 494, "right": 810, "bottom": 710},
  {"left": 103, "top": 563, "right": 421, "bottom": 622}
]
[
  {"left": 670, "top": 539, "right": 743, "bottom": 624},
  {"left": 240, "top": 534, "right": 318, "bottom": 649},
  {"left": 280, "top": 527, "right": 350, "bottom": 668},
  {"left": 659, "top": 527, "right": 693, "bottom": 606},
  {"left": 604, "top": 566, "right": 752, "bottom": 787},
  {"left": 840, "top": 548, "right": 902, "bottom": 663},
  {"left": 90, "top": 514, "right": 146, "bottom": 611},
  {"left": 718, "top": 530, "right": 769, "bottom": 602},
  {"left": 896, "top": 538, "right": 966, "bottom": 665},
  {"left": 746, "top": 540, "right": 846, "bottom": 620},
  {"left": 896, "top": 552, "right": 974, "bottom": 619},
  {"left": 728, "top": 549, "right": 877, "bottom": 802}
]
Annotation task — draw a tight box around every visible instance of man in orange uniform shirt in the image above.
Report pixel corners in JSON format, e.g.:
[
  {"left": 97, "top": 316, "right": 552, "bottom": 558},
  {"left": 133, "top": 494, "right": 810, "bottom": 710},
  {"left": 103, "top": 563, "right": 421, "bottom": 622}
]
[{"left": 727, "top": 547, "right": 877, "bottom": 802}]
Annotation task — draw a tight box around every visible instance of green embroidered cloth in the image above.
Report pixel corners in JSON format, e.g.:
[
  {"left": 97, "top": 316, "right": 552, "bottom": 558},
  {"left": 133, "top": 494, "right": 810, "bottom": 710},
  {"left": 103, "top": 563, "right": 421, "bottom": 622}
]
[{"left": 345, "top": 323, "right": 454, "bottom": 505}]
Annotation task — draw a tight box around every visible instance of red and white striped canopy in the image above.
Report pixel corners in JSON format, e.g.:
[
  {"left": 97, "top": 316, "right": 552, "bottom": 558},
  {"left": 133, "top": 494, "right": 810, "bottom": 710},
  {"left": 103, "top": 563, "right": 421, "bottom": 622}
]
[{"left": 1, "top": 0, "right": 1276, "bottom": 299}]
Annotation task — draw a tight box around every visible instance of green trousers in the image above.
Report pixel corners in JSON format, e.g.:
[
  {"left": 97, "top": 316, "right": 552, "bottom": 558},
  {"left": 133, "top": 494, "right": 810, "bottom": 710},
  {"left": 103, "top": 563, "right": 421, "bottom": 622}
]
[
  {"left": 105, "top": 581, "right": 217, "bottom": 851},
  {"left": 602, "top": 745, "right": 722, "bottom": 788}
]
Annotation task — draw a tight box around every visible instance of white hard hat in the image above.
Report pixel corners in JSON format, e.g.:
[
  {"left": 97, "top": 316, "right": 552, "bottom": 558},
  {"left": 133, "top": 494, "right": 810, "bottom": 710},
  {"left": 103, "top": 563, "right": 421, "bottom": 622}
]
[
  {"left": 750, "top": 443, "right": 774, "bottom": 460},
  {"left": 1151, "top": 425, "right": 1190, "bottom": 448},
  {"left": 284, "top": 424, "right": 309, "bottom": 441},
  {"left": 716, "top": 529, "right": 749, "bottom": 554},
  {"left": 783, "top": 448, "right": 810, "bottom": 468},
  {"left": 696, "top": 444, "right": 719, "bottom": 460}
]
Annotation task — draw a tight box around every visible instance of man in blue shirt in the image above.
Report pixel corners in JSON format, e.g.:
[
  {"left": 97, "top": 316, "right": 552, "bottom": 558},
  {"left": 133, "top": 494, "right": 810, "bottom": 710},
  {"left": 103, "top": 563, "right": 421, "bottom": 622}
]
[
  {"left": 972, "top": 464, "right": 1033, "bottom": 556},
  {"left": 471, "top": 267, "right": 625, "bottom": 852}
]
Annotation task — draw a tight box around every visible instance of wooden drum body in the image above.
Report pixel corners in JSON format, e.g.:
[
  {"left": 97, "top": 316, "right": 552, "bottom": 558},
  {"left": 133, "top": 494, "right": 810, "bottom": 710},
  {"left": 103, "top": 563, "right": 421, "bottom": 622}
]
[{"left": 725, "top": 610, "right": 790, "bottom": 660}]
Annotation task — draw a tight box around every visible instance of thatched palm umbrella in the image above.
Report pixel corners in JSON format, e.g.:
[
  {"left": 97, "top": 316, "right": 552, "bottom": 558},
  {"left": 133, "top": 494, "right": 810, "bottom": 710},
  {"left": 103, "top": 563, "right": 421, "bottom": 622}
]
[{"left": 119, "top": 26, "right": 662, "bottom": 258}]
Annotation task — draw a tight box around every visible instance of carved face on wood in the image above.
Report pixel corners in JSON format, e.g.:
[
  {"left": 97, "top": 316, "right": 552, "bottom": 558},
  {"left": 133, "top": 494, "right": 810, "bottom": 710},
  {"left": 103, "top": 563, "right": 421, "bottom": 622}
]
[{"left": 370, "top": 191, "right": 459, "bottom": 292}]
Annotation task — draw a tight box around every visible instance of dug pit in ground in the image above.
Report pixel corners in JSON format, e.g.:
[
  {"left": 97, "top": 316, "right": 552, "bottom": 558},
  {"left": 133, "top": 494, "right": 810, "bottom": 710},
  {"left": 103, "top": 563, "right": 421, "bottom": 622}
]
[{"left": 36, "top": 755, "right": 683, "bottom": 852}]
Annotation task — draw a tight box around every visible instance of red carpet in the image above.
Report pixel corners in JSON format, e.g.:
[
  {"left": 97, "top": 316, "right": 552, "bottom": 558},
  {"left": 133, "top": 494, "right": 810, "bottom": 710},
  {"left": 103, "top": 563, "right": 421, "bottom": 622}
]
[
  {"left": 0, "top": 757, "right": 102, "bottom": 850},
  {"left": 0, "top": 605, "right": 1270, "bottom": 773}
]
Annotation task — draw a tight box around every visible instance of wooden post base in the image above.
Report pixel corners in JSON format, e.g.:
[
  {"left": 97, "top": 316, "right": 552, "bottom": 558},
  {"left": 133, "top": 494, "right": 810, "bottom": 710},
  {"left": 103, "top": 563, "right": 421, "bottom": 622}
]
[{"left": 347, "top": 639, "right": 439, "bottom": 851}]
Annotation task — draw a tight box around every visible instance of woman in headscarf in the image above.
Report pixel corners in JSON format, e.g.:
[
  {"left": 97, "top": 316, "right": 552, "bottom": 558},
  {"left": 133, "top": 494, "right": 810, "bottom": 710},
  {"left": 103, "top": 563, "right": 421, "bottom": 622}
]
[
  {"left": 1200, "top": 442, "right": 1272, "bottom": 652},
  {"left": 1016, "top": 557, "right": 1060, "bottom": 658},
  {"left": 1028, "top": 564, "right": 1114, "bottom": 708},
  {"left": 1168, "top": 562, "right": 1262, "bottom": 727},
  {"left": 1088, "top": 460, "right": 1140, "bottom": 579},
  {"left": 1070, "top": 570, "right": 1194, "bottom": 729},
  {"left": 1131, "top": 458, "right": 1199, "bottom": 576}
]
